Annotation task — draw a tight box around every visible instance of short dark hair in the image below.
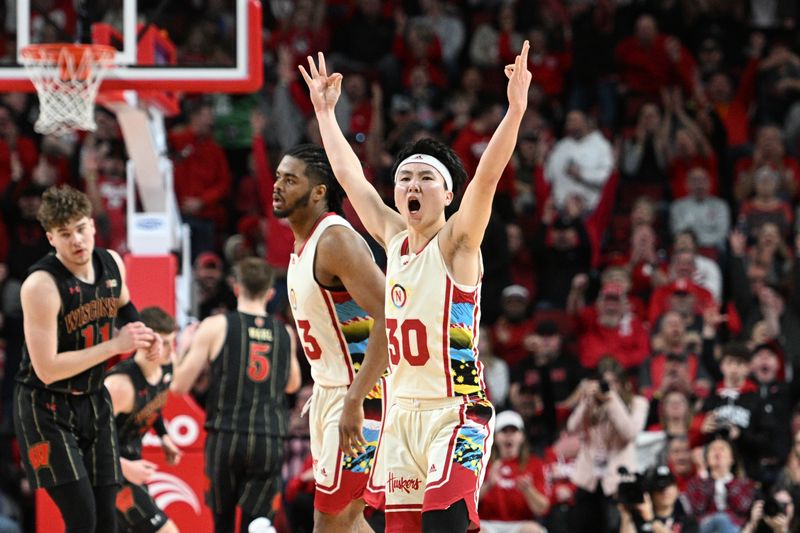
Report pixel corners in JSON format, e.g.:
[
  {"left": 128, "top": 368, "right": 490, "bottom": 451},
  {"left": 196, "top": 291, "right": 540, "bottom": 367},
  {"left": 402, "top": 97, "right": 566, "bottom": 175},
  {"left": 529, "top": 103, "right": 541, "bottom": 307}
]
[
  {"left": 234, "top": 257, "right": 275, "bottom": 299},
  {"left": 391, "top": 137, "right": 468, "bottom": 195},
  {"left": 139, "top": 307, "right": 176, "bottom": 334},
  {"left": 283, "top": 144, "right": 344, "bottom": 216},
  {"left": 37, "top": 185, "right": 92, "bottom": 231},
  {"left": 720, "top": 341, "right": 751, "bottom": 363}
]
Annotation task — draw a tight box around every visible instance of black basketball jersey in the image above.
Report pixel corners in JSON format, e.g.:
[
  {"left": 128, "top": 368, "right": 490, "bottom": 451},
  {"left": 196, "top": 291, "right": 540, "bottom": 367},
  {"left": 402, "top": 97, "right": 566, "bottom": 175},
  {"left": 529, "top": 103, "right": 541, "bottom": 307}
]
[
  {"left": 16, "top": 248, "right": 122, "bottom": 394},
  {"left": 204, "top": 312, "right": 292, "bottom": 436},
  {"left": 107, "top": 358, "right": 172, "bottom": 460}
]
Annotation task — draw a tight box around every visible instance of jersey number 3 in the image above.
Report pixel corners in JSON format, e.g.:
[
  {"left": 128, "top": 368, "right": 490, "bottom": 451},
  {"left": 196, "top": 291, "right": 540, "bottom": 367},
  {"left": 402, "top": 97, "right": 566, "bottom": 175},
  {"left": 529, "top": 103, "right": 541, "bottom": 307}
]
[
  {"left": 247, "top": 343, "right": 271, "bottom": 382},
  {"left": 386, "top": 318, "right": 430, "bottom": 366},
  {"left": 296, "top": 320, "right": 323, "bottom": 360}
]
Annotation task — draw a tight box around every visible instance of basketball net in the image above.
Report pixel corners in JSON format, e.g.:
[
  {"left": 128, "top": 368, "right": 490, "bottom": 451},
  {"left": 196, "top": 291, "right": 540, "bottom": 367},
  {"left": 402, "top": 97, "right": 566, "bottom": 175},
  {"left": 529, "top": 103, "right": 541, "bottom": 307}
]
[{"left": 20, "top": 44, "right": 116, "bottom": 135}]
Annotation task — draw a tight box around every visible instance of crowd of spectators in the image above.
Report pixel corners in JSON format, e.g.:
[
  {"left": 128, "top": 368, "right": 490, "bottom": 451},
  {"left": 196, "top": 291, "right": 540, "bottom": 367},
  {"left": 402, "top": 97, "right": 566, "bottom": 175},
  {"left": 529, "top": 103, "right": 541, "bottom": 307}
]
[{"left": 3, "top": 0, "right": 800, "bottom": 531}]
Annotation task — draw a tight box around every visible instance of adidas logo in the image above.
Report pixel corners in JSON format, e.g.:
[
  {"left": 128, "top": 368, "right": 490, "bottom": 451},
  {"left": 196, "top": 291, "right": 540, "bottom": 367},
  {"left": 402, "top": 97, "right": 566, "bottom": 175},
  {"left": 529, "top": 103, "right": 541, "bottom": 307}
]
[{"left": 429, "top": 464, "right": 437, "bottom": 474}]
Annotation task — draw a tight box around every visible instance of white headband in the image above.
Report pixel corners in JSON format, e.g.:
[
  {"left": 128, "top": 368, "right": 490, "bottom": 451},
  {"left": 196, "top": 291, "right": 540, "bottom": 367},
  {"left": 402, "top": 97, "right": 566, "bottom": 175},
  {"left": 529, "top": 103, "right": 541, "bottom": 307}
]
[{"left": 395, "top": 154, "right": 453, "bottom": 191}]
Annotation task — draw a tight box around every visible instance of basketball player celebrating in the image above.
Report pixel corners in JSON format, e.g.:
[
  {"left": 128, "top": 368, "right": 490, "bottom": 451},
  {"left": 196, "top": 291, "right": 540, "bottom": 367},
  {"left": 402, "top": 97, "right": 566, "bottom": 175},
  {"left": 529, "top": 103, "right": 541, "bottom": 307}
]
[
  {"left": 300, "top": 41, "right": 532, "bottom": 532},
  {"left": 13, "top": 185, "right": 160, "bottom": 533},
  {"left": 105, "top": 307, "right": 182, "bottom": 533},
  {"left": 273, "top": 144, "right": 389, "bottom": 531},
  {"left": 171, "top": 258, "right": 301, "bottom": 533}
]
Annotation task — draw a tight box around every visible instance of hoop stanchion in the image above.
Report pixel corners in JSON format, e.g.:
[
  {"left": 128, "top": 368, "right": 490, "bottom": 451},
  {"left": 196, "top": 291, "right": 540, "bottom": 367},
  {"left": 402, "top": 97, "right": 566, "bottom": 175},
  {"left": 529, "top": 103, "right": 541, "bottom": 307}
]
[{"left": 20, "top": 44, "right": 116, "bottom": 134}]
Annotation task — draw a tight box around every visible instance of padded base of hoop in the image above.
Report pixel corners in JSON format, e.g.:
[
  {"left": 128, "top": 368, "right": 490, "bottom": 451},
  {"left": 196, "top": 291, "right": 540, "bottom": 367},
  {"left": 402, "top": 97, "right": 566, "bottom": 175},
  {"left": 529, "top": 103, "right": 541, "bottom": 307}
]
[{"left": 97, "top": 89, "right": 179, "bottom": 117}]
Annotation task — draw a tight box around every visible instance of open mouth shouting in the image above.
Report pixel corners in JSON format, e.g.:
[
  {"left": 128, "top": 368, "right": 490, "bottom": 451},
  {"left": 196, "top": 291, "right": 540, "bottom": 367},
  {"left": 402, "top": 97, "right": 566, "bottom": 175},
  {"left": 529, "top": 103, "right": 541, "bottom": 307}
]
[{"left": 407, "top": 197, "right": 421, "bottom": 215}]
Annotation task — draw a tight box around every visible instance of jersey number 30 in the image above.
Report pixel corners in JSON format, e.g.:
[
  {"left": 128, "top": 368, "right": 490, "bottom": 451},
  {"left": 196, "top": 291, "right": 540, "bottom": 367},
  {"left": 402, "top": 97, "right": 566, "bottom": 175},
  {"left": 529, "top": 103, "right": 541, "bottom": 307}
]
[{"left": 386, "top": 318, "right": 430, "bottom": 366}]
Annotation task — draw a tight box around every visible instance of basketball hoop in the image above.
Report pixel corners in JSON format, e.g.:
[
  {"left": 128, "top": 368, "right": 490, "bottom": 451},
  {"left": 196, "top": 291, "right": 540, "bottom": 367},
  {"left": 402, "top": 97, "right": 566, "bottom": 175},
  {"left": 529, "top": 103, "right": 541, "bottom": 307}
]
[{"left": 20, "top": 44, "right": 116, "bottom": 135}]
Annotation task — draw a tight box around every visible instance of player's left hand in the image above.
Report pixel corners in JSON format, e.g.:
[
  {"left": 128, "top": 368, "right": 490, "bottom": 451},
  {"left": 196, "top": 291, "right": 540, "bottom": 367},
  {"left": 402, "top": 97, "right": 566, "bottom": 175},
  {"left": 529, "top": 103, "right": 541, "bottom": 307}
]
[
  {"left": 503, "top": 40, "right": 532, "bottom": 115},
  {"left": 161, "top": 435, "right": 183, "bottom": 465},
  {"left": 338, "top": 398, "right": 367, "bottom": 458}
]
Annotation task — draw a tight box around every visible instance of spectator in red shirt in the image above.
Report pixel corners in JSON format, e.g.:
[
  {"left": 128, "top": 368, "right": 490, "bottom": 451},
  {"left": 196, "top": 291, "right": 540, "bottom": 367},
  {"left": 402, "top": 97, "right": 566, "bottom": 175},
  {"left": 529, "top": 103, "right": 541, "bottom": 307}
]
[
  {"left": 738, "top": 167, "right": 794, "bottom": 239},
  {"left": 663, "top": 88, "right": 719, "bottom": 199},
  {"left": 250, "top": 111, "right": 294, "bottom": 275},
  {"left": 490, "top": 284, "right": 536, "bottom": 368},
  {"left": 500, "top": 26, "right": 570, "bottom": 120},
  {"left": 170, "top": 98, "right": 233, "bottom": 257},
  {"left": 648, "top": 270, "right": 715, "bottom": 326},
  {"left": 570, "top": 279, "right": 650, "bottom": 370},
  {"left": 392, "top": 10, "right": 447, "bottom": 90},
  {"left": 665, "top": 435, "right": 696, "bottom": 493},
  {"left": 734, "top": 124, "right": 800, "bottom": 202},
  {"left": 479, "top": 410, "right": 550, "bottom": 532},
  {"left": 641, "top": 311, "right": 711, "bottom": 401},
  {"left": 703, "top": 34, "right": 763, "bottom": 149},
  {"left": 452, "top": 99, "right": 516, "bottom": 203},
  {"left": 80, "top": 140, "right": 128, "bottom": 254},
  {"left": 542, "top": 430, "right": 581, "bottom": 533},
  {"left": 614, "top": 15, "right": 697, "bottom": 113}
]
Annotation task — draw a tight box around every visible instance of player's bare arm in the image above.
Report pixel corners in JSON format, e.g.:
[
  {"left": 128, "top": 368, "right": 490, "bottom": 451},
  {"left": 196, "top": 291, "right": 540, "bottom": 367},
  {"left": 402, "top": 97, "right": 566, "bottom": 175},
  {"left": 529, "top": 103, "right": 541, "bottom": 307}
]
[
  {"left": 441, "top": 40, "right": 531, "bottom": 285},
  {"left": 285, "top": 324, "right": 301, "bottom": 394},
  {"left": 171, "top": 314, "right": 226, "bottom": 394},
  {"left": 22, "top": 271, "right": 156, "bottom": 385},
  {"left": 104, "top": 372, "right": 136, "bottom": 415},
  {"left": 299, "top": 52, "right": 404, "bottom": 248},
  {"left": 316, "top": 226, "right": 389, "bottom": 456}
]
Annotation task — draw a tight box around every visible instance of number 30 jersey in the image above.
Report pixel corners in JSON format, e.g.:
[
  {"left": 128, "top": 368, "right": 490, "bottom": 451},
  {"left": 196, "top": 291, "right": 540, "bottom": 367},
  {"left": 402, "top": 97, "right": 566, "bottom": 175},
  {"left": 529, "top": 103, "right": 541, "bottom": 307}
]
[
  {"left": 286, "top": 213, "right": 374, "bottom": 387},
  {"left": 384, "top": 230, "right": 485, "bottom": 400}
]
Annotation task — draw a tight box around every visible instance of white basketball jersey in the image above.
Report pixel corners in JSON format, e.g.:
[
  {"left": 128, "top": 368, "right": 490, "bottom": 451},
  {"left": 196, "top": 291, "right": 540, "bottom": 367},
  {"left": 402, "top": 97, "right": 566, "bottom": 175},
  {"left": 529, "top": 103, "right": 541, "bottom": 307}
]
[
  {"left": 384, "top": 230, "right": 485, "bottom": 399},
  {"left": 287, "top": 213, "right": 374, "bottom": 387}
]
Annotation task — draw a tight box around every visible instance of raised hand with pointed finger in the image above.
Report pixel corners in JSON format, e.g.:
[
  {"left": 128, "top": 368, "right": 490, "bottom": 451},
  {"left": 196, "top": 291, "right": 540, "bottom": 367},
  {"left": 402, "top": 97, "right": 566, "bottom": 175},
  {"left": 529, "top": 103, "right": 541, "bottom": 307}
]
[
  {"left": 298, "top": 52, "right": 343, "bottom": 115},
  {"left": 504, "top": 40, "right": 533, "bottom": 116}
]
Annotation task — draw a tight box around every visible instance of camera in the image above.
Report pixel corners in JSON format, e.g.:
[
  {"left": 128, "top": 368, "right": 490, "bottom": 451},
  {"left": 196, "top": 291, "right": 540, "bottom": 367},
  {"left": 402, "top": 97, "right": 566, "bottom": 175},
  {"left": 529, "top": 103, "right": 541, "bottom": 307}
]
[
  {"left": 764, "top": 495, "right": 788, "bottom": 517},
  {"left": 617, "top": 467, "right": 645, "bottom": 505}
]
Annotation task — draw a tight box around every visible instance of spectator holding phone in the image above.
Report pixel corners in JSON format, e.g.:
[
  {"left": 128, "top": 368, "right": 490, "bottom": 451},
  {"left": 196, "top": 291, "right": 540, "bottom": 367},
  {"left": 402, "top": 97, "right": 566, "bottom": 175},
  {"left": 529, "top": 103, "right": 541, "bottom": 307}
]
[{"left": 567, "top": 357, "right": 649, "bottom": 532}]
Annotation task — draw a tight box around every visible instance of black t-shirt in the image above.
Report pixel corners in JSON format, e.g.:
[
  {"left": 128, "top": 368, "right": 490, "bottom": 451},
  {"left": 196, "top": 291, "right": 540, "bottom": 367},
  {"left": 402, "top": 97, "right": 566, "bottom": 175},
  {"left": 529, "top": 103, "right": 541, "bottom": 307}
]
[{"left": 511, "top": 353, "right": 582, "bottom": 404}]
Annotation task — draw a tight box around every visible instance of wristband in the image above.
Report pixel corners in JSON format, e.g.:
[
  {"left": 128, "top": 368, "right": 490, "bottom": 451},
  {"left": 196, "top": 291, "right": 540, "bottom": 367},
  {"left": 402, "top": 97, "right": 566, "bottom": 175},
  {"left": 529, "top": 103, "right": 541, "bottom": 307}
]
[
  {"left": 153, "top": 416, "right": 167, "bottom": 437},
  {"left": 117, "top": 301, "right": 140, "bottom": 327}
]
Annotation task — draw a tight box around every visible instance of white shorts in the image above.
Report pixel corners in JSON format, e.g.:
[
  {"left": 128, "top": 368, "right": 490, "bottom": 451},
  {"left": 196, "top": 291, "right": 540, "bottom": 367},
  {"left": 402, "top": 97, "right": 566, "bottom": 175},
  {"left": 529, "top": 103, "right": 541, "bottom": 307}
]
[
  {"left": 308, "top": 382, "right": 382, "bottom": 514},
  {"left": 377, "top": 393, "right": 494, "bottom": 532}
]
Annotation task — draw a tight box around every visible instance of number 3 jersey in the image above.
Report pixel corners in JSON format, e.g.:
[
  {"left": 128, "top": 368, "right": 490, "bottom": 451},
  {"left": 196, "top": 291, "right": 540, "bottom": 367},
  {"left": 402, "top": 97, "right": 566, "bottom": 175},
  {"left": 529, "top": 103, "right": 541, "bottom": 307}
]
[
  {"left": 286, "top": 213, "right": 375, "bottom": 388},
  {"left": 385, "top": 230, "right": 485, "bottom": 400}
]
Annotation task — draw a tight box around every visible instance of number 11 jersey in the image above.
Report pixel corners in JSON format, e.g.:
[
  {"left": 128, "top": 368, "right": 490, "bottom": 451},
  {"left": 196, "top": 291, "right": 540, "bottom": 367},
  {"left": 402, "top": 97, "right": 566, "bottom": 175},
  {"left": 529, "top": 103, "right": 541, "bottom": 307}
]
[{"left": 384, "top": 230, "right": 485, "bottom": 400}]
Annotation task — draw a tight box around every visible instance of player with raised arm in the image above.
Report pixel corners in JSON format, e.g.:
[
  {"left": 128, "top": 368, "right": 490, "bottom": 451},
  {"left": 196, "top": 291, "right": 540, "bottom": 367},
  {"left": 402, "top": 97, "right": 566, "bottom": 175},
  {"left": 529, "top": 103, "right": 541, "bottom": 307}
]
[
  {"left": 105, "top": 306, "right": 182, "bottom": 533},
  {"left": 273, "top": 143, "right": 389, "bottom": 532},
  {"left": 299, "top": 42, "right": 532, "bottom": 533},
  {"left": 171, "top": 257, "right": 301, "bottom": 533},
  {"left": 13, "top": 185, "right": 160, "bottom": 533}
]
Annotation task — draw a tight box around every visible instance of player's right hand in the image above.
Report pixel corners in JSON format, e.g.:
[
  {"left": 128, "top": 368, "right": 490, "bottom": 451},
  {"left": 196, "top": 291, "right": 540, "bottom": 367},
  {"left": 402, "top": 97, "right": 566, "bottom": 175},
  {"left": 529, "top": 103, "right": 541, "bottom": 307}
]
[
  {"left": 338, "top": 399, "right": 367, "bottom": 458},
  {"left": 115, "top": 322, "right": 156, "bottom": 354},
  {"left": 298, "top": 52, "right": 342, "bottom": 114},
  {"left": 122, "top": 459, "right": 158, "bottom": 486}
]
